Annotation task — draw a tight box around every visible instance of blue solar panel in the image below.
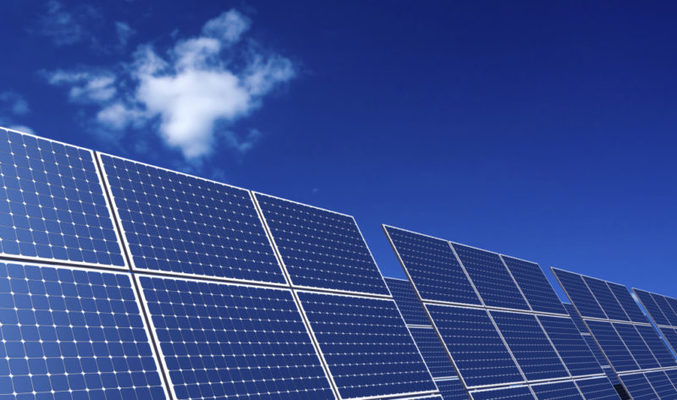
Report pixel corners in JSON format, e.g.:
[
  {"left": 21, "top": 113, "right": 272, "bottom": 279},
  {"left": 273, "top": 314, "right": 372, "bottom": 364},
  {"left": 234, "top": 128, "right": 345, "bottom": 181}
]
[
  {"left": 384, "top": 226, "right": 480, "bottom": 305},
  {"left": 101, "top": 154, "right": 285, "bottom": 284},
  {"left": 138, "top": 275, "right": 334, "bottom": 400},
  {"left": 501, "top": 256, "right": 565, "bottom": 314},
  {"left": 537, "top": 315, "right": 604, "bottom": 376},
  {"left": 645, "top": 371, "right": 677, "bottom": 399},
  {"left": 665, "top": 369, "right": 677, "bottom": 389},
  {"left": 607, "top": 282, "right": 647, "bottom": 323},
  {"left": 297, "top": 291, "right": 436, "bottom": 398},
  {"left": 665, "top": 297, "right": 677, "bottom": 322},
  {"left": 661, "top": 328, "right": 677, "bottom": 353},
  {"left": 552, "top": 269, "right": 606, "bottom": 319},
  {"left": 409, "top": 327, "right": 457, "bottom": 379},
  {"left": 435, "top": 378, "right": 468, "bottom": 400},
  {"left": 564, "top": 303, "right": 587, "bottom": 333},
  {"left": 255, "top": 193, "right": 389, "bottom": 295},
  {"left": 619, "top": 373, "right": 657, "bottom": 400},
  {"left": 585, "top": 321, "right": 639, "bottom": 372},
  {"left": 612, "top": 323, "right": 659, "bottom": 369},
  {"left": 583, "top": 277, "right": 629, "bottom": 321},
  {"left": 0, "top": 129, "right": 124, "bottom": 266},
  {"left": 652, "top": 293, "right": 677, "bottom": 326},
  {"left": 530, "top": 381, "right": 583, "bottom": 399},
  {"left": 386, "top": 277, "right": 430, "bottom": 326},
  {"left": 470, "top": 386, "right": 534, "bottom": 400},
  {"left": 426, "top": 304, "right": 523, "bottom": 387},
  {"left": 634, "top": 324, "right": 677, "bottom": 368},
  {"left": 574, "top": 377, "right": 621, "bottom": 399},
  {"left": 634, "top": 289, "right": 670, "bottom": 325},
  {"left": 0, "top": 262, "right": 166, "bottom": 399},
  {"left": 489, "top": 312, "right": 568, "bottom": 380},
  {"left": 582, "top": 335, "right": 609, "bottom": 367},
  {"left": 452, "top": 244, "right": 528, "bottom": 310}
]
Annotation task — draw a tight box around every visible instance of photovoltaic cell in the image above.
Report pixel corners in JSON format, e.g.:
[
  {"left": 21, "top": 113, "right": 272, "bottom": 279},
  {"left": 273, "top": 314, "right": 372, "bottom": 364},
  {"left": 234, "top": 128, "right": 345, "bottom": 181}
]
[
  {"left": 384, "top": 226, "right": 480, "bottom": 305},
  {"left": 255, "top": 193, "right": 389, "bottom": 295},
  {"left": 634, "top": 289, "right": 670, "bottom": 326},
  {"left": 501, "top": 256, "right": 565, "bottom": 314},
  {"left": 564, "top": 303, "right": 587, "bottom": 333},
  {"left": 100, "top": 154, "right": 285, "bottom": 283},
  {"left": 652, "top": 295, "right": 677, "bottom": 326},
  {"left": 582, "top": 335, "right": 609, "bottom": 367},
  {"left": 489, "top": 311, "right": 568, "bottom": 380},
  {"left": 605, "top": 368, "right": 621, "bottom": 385},
  {"left": 585, "top": 320, "right": 638, "bottom": 372},
  {"left": 138, "top": 276, "right": 334, "bottom": 400},
  {"left": 574, "top": 377, "right": 621, "bottom": 399},
  {"left": 386, "top": 277, "right": 430, "bottom": 326},
  {"left": 0, "top": 262, "right": 165, "bottom": 399},
  {"left": 452, "top": 244, "right": 528, "bottom": 310},
  {"left": 607, "top": 282, "right": 647, "bottom": 323},
  {"left": 611, "top": 323, "right": 659, "bottom": 369},
  {"left": 426, "top": 304, "right": 523, "bottom": 387},
  {"left": 582, "top": 277, "right": 628, "bottom": 321},
  {"left": 530, "top": 381, "right": 583, "bottom": 399},
  {"left": 537, "top": 315, "right": 604, "bottom": 376},
  {"left": 635, "top": 325, "right": 677, "bottom": 367},
  {"left": 552, "top": 269, "right": 606, "bottom": 319},
  {"left": 435, "top": 379, "right": 468, "bottom": 400},
  {"left": 619, "top": 373, "right": 657, "bottom": 400},
  {"left": 644, "top": 371, "right": 677, "bottom": 399},
  {"left": 661, "top": 328, "right": 677, "bottom": 353},
  {"left": 666, "top": 369, "right": 677, "bottom": 388},
  {"left": 470, "top": 386, "right": 534, "bottom": 400},
  {"left": 0, "top": 129, "right": 124, "bottom": 266},
  {"left": 297, "top": 291, "right": 436, "bottom": 399},
  {"left": 409, "top": 327, "right": 457, "bottom": 379}
]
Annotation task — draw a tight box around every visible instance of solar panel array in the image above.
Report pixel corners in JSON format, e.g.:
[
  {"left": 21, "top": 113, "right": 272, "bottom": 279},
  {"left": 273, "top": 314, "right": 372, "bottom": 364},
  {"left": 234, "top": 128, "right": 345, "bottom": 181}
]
[
  {"left": 553, "top": 268, "right": 677, "bottom": 399},
  {"left": 384, "top": 225, "right": 618, "bottom": 399},
  {"left": 633, "top": 288, "right": 677, "bottom": 358}
]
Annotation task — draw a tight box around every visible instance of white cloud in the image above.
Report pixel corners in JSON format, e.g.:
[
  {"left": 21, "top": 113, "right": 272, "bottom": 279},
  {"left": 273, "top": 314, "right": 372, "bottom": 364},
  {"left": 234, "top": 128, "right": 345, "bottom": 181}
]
[
  {"left": 0, "top": 92, "right": 34, "bottom": 134},
  {"left": 115, "top": 21, "right": 135, "bottom": 47},
  {"left": 34, "top": 1, "right": 93, "bottom": 46},
  {"left": 44, "top": 9, "right": 295, "bottom": 161}
]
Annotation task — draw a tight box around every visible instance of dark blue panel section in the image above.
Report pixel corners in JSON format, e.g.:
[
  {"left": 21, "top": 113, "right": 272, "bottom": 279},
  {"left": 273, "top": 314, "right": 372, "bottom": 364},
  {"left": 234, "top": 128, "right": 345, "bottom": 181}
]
[
  {"left": 385, "top": 226, "right": 480, "bottom": 305},
  {"left": 256, "top": 193, "right": 389, "bottom": 295},
  {"left": 665, "top": 297, "right": 677, "bottom": 323},
  {"left": 619, "top": 373, "right": 657, "bottom": 400},
  {"left": 635, "top": 289, "right": 670, "bottom": 325},
  {"left": 564, "top": 303, "right": 587, "bottom": 333},
  {"left": 102, "top": 155, "right": 285, "bottom": 283},
  {"left": 409, "top": 327, "right": 457, "bottom": 379},
  {"left": 665, "top": 369, "right": 677, "bottom": 390},
  {"left": 605, "top": 367, "right": 620, "bottom": 385},
  {"left": 490, "top": 312, "right": 568, "bottom": 380},
  {"left": 585, "top": 320, "right": 639, "bottom": 372},
  {"left": 582, "top": 335, "right": 609, "bottom": 367},
  {"left": 0, "top": 263, "right": 165, "bottom": 399},
  {"left": 530, "top": 381, "right": 583, "bottom": 400},
  {"left": 635, "top": 324, "right": 677, "bottom": 367},
  {"left": 583, "top": 277, "right": 629, "bottom": 321},
  {"left": 427, "top": 304, "right": 523, "bottom": 387},
  {"left": 607, "top": 282, "right": 647, "bottom": 323},
  {"left": 297, "top": 291, "right": 435, "bottom": 398},
  {"left": 0, "top": 129, "right": 124, "bottom": 266},
  {"left": 139, "top": 276, "right": 334, "bottom": 400},
  {"left": 537, "top": 315, "right": 604, "bottom": 376},
  {"left": 452, "top": 244, "right": 528, "bottom": 310},
  {"left": 385, "top": 277, "right": 430, "bottom": 326},
  {"left": 501, "top": 256, "right": 565, "bottom": 314},
  {"left": 661, "top": 327, "right": 677, "bottom": 353},
  {"left": 644, "top": 371, "right": 677, "bottom": 399},
  {"left": 436, "top": 379, "right": 468, "bottom": 400},
  {"left": 470, "top": 387, "right": 534, "bottom": 400},
  {"left": 612, "top": 323, "right": 659, "bottom": 369},
  {"left": 552, "top": 269, "right": 606, "bottom": 319},
  {"left": 575, "top": 377, "right": 621, "bottom": 400},
  {"left": 651, "top": 293, "right": 677, "bottom": 326}
]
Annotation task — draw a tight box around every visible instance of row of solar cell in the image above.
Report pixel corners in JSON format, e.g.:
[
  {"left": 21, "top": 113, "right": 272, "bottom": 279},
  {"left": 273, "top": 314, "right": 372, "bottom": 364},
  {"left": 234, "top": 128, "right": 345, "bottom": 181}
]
[
  {"left": 619, "top": 369, "right": 677, "bottom": 399},
  {"left": 468, "top": 377, "right": 620, "bottom": 400},
  {"left": 634, "top": 288, "right": 677, "bottom": 327}
]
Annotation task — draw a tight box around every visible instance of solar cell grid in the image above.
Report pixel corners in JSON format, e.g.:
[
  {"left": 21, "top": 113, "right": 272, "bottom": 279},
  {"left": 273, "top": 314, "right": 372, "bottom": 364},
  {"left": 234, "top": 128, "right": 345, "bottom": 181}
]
[
  {"left": 452, "top": 243, "right": 529, "bottom": 311},
  {"left": 651, "top": 294, "right": 677, "bottom": 326},
  {"left": 386, "top": 277, "right": 431, "bottom": 326},
  {"left": 469, "top": 386, "right": 534, "bottom": 400},
  {"left": 612, "top": 323, "right": 659, "bottom": 369},
  {"left": 529, "top": 381, "right": 583, "bottom": 399},
  {"left": 409, "top": 327, "right": 458, "bottom": 379},
  {"left": 256, "top": 193, "right": 389, "bottom": 295},
  {"left": 536, "top": 315, "right": 604, "bottom": 376},
  {"left": 582, "top": 335, "right": 609, "bottom": 367},
  {"left": 644, "top": 371, "right": 677, "bottom": 399},
  {"left": 619, "top": 373, "right": 657, "bottom": 400},
  {"left": 501, "top": 256, "right": 565, "bottom": 314},
  {"left": 661, "top": 328, "right": 677, "bottom": 353},
  {"left": 666, "top": 369, "right": 677, "bottom": 388},
  {"left": 634, "top": 324, "right": 677, "bottom": 368},
  {"left": 583, "top": 277, "right": 629, "bottom": 321},
  {"left": 607, "top": 282, "right": 648, "bottom": 323},
  {"left": 634, "top": 289, "right": 670, "bottom": 326},
  {"left": 574, "top": 377, "right": 621, "bottom": 399},
  {"left": 0, "top": 262, "right": 166, "bottom": 400},
  {"left": 585, "top": 320, "right": 638, "bottom": 372},
  {"left": 384, "top": 226, "right": 480, "bottom": 305},
  {"left": 297, "top": 291, "right": 436, "bottom": 399},
  {"left": 0, "top": 128, "right": 124, "bottom": 267},
  {"left": 552, "top": 269, "right": 606, "bottom": 319},
  {"left": 564, "top": 303, "right": 587, "bottom": 333},
  {"left": 434, "top": 379, "right": 468, "bottom": 400}
]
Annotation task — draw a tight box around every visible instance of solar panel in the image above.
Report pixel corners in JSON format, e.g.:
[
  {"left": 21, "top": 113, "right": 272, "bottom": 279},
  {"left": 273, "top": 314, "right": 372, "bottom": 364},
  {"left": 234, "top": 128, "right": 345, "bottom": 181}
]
[
  {"left": 612, "top": 323, "right": 659, "bottom": 369},
  {"left": 582, "top": 277, "right": 629, "bottom": 321},
  {"left": 574, "top": 377, "right": 622, "bottom": 399},
  {"left": 409, "top": 327, "right": 457, "bottom": 379},
  {"left": 537, "top": 315, "right": 604, "bottom": 376},
  {"left": 585, "top": 320, "right": 639, "bottom": 372},
  {"left": 383, "top": 226, "right": 480, "bottom": 305},
  {"left": 137, "top": 275, "right": 335, "bottom": 400},
  {"left": 255, "top": 193, "right": 389, "bottom": 295},
  {"left": 634, "top": 289, "right": 670, "bottom": 325},
  {"left": 662, "top": 328, "right": 677, "bottom": 353},
  {"left": 582, "top": 335, "right": 609, "bottom": 367},
  {"left": 434, "top": 379, "right": 468, "bottom": 400},
  {"left": 644, "top": 371, "right": 677, "bottom": 399},
  {"left": 386, "top": 277, "right": 431, "bottom": 326},
  {"left": 426, "top": 304, "right": 523, "bottom": 387},
  {"left": 451, "top": 243, "right": 529, "bottom": 310},
  {"left": 489, "top": 311, "right": 568, "bottom": 380},
  {"left": 0, "top": 129, "right": 124, "bottom": 267},
  {"left": 564, "top": 303, "right": 587, "bottom": 333},
  {"left": 619, "top": 373, "right": 657, "bottom": 399},
  {"left": 501, "top": 256, "right": 565, "bottom": 314},
  {"left": 652, "top": 295, "right": 677, "bottom": 326},
  {"left": 666, "top": 369, "right": 677, "bottom": 388},
  {"left": 634, "top": 324, "right": 677, "bottom": 367},
  {"left": 607, "top": 282, "right": 648, "bottom": 323},
  {"left": 469, "top": 386, "right": 534, "bottom": 400},
  {"left": 552, "top": 269, "right": 606, "bottom": 319},
  {"left": 296, "top": 290, "right": 436, "bottom": 399},
  {"left": 530, "top": 381, "right": 583, "bottom": 399},
  {"left": 0, "top": 262, "right": 166, "bottom": 399}
]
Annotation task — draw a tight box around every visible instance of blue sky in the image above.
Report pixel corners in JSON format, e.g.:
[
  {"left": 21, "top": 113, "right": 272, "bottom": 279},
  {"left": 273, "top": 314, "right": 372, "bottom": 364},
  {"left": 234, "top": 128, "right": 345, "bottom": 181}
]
[{"left": 1, "top": 1, "right": 676, "bottom": 299}]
